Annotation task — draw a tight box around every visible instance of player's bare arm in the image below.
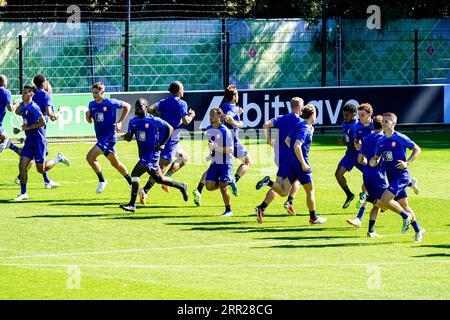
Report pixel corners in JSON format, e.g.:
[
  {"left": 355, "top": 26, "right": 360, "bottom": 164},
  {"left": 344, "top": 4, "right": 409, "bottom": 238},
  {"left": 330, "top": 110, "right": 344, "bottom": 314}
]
[
  {"left": 182, "top": 109, "right": 196, "bottom": 125},
  {"left": 397, "top": 144, "right": 421, "bottom": 169},
  {"left": 116, "top": 102, "right": 131, "bottom": 131},
  {"left": 294, "top": 139, "right": 309, "bottom": 172},
  {"left": 22, "top": 115, "right": 46, "bottom": 131}
]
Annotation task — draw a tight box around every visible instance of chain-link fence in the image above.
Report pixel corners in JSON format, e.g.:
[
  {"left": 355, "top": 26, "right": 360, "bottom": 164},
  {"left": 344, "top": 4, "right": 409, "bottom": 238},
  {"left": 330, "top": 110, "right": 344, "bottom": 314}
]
[{"left": 1, "top": 19, "right": 449, "bottom": 94}]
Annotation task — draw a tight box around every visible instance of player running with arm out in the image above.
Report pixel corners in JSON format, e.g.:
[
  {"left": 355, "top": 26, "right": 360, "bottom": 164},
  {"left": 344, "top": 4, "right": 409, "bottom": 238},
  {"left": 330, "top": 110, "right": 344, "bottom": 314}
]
[
  {"left": 202, "top": 108, "right": 235, "bottom": 217},
  {"left": 369, "top": 112, "right": 425, "bottom": 242},
  {"left": 13, "top": 84, "right": 69, "bottom": 201},
  {"left": 85, "top": 82, "right": 132, "bottom": 194},
  {"left": 141, "top": 81, "right": 195, "bottom": 195},
  {"left": 119, "top": 99, "right": 188, "bottom": 213},
  {"left": 255, "top": 105, "right": 326, "bottom": 225},
  {"left": 256, "top": 97, "right": 304, "bottom": 215}
]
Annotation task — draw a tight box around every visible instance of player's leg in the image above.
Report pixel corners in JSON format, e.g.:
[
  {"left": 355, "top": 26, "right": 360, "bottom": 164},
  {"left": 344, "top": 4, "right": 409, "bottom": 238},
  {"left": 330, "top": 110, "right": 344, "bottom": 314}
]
[
  {"left": 367, "top": 205, "right": 381, "bottom": 237},
  {"left": 15, "top": 155, "right": 33, "bottom": 200},
  {"left": 119, "top": 162, "right": 148, "bottom": 212},
  {"left": 193, "top": 169, "right": 208, "bottom": 206},
  {"left": 379, "top": 189, "right": 412, "bottom": 234},
  {"left": 397, "top": 196, "right": 425, "bottom": 242},
  {"left": 0, "top": 130, "right": 21, "bottom": 155},
  {"left": 86, "top": 144, "right": 110, "bottom": 193},
  {"left": 255, "top": 179, "right": 279, "bottom": 224},
  {"left": 335, "top": 158, "right": 355, "bottom": 208},
  {"left": 219, "top": 182, "right": 233, "bottom": 217},
  {"left": 106, "top": 150, "right": 131, "bottom": 185},
  {"left": 164, "top": 148, "right": 188, "bottom": 177},
  {"left": 302, "top": 177, "right": 326, "bottom": 224},
  {"left": 149, "top": 167, "right": 188, "bottom": 201},
  {"left": 284, "top": 179, "right": 300, "bottom": 215},
  {"left": 229, "top": 140, "right": 251, "bottom": 196}
]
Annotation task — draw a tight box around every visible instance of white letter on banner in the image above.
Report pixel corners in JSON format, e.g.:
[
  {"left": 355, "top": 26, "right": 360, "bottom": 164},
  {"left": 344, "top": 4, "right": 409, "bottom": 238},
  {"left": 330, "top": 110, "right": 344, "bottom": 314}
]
[
  {"left": 243, "top": 93, "right": 262, "bottom": 128},
  {"left": 366, "top": 5, "right": 381, "bottom": 30},
  {"left": 59, "top": 106, "right": 73, "bottom": 131},
  {"left": 199, "top": 96, "right": 224, "bottom": 129},
  {"left": 308, "top": 100, "right": 323, "bottom": 125},
  {"left": 326, "top": 100, "right": 343, "bottom": 125}
]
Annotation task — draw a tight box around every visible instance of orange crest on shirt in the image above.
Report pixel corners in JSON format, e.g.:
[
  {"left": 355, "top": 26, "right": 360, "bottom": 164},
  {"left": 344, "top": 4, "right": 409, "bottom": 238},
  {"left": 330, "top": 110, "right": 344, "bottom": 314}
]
[
  {"left": 392, "top": 141, "right": 396, "bottom": 148},
  {"left": 145, "top": 123, "right": 150, "bottom": 129},
  {"left": 103, "top": 106, "right": 108, "bottom": 112}
]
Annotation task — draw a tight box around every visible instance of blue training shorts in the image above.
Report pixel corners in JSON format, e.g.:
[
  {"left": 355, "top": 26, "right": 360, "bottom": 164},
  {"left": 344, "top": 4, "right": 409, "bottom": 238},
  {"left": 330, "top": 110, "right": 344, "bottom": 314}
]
[
  {"left": 338, "top": 153, "right": 364, "bottom": 172},
  {"left": 21, "top": 139, "right": 47, "bottom": 164},
  {"left": 96, "top": 138, "right": 116, "bottom": 157},
  {"left": 205, "top": 163, "right": 234, "bottom": 184}
]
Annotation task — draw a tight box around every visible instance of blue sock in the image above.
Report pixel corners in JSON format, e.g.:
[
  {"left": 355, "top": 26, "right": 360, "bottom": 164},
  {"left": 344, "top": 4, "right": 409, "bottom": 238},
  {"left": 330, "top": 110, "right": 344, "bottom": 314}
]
[
  {"left": 21, "top": 183, "right": 27, "bottom": 195},
  {"left": 411, "top": 220, "right": 420, "bottom": 232},
  {"left": 9, "top": 142, "right": 19, "bottom": 153},
  {"left": 42, "top": 172, "right": 51, "bottom": 184},
  {"left": 400, "top": 210, "right": 409, "bottom": 219},
  {"left": 357, "top": 206, "right": 366, "bottom": 220}
]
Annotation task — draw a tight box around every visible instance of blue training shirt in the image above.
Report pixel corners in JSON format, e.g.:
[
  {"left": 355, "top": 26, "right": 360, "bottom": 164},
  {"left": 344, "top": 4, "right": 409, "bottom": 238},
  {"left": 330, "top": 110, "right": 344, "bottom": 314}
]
[
  {"left": 0, "top": 86, "right": 12, "bottom": 127},
  {"left": 271, "top": 113, "right": 303, "bottom": 161},
  {"left": 32, "top": 88, "right": 53, "bottom": 122},
  {"left": 359, "top": 131, "right": 386, "bottom": 179},
  {"left": 375, "top": 131, "right": 416, "bottom": 177},
  {"left": 288, "top": 121, "right": 313, "bottom": 169},
  {"left": 220, "top": 101, "right": 241, "bottom": 138},
  {"left": 20, "top": 101, "right": 46, "bottom": 142},
  {"left": 88, "top": 98, "right": 123, "bottom": 142},
  {"left": 206, "top": 123, "right": 233, "bottom": 165},
  {"left": 354, "top": 119, "right": 374, "bottom": 142},
  {"left": 127, "top": 115, "right": 171, "bottom": 158},
  {"left": 156, "top": 95, "right": 188, "bottom": 142}
]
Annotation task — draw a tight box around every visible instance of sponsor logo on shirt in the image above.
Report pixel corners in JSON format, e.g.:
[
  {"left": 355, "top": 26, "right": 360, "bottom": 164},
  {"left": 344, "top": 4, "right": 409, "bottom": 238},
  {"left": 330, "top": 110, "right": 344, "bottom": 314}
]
[
  {"left": 137, "top": 131, "right": 146, "bottom": 142},
  {"left": 384, "top": 151, "right": 393, "bottom": 162},
  {"left": 95, "top": 113, "right": 104, "bottom": 122}
]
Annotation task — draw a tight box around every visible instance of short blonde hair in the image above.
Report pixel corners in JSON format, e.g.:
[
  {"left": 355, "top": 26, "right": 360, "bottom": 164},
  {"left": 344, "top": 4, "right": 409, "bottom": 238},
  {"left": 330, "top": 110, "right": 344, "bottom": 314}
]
[
  {"left": 290, "top": 97, "right": 304, "bottom": 111},
  {"left": 302, "top": 104, "right": 316, "bottom": 119}
]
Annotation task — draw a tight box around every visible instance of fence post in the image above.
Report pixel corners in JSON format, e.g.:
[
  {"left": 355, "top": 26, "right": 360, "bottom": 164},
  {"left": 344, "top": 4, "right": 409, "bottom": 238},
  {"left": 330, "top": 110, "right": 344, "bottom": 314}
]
[
  {"left": 18, "top": 35, "right": 23, "bottom": 94},
  {"left": 321, "top": 0, "right": 328, "bottom": 87},
  {"left": 414, "top": 29, "right": 419, "bottom": 85},
  {"left": 221, "top": 19, "right": 230, "bottom": 88},
  {"left": 88, "top": 20, "right": 95, "bottom": 86},
  {"left": 124, "top": 0, "right": 131, "bottom": 92},
  {"left": 336, "top": 16, "right": 342, "bottom": 86}
]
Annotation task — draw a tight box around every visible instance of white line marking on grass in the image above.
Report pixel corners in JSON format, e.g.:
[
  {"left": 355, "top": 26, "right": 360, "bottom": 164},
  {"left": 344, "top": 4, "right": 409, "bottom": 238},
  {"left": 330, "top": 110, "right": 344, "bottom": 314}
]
[
  {"left": 0, "top": 230, "right": 448, "bottom": 260},
  {"left": 0, "top": 260, "right": 449, "bottom": 269}
]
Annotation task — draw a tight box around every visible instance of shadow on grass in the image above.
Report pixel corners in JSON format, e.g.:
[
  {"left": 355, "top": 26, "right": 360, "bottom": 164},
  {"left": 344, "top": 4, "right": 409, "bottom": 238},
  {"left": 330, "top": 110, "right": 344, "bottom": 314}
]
[
  {"left": 418, "top": 244, "right": 450, "bottom": 249},
  {"left": 17, "top": 213, "right": 113, "bottom": 219},
  {"left": 260, "top": 235, "right": 358, "bottom": 241},
  {"left": 412, "top": 253, "right": 450, "bottom": 258},
  {"left": 108, "top": 214, "right": 213, "bottom": 220},
  {"left": 260, "top": 242, "right": 392, "bottom": 249},
  {"left": 166, "top": 221, "right": 251, "bottom": 226}
]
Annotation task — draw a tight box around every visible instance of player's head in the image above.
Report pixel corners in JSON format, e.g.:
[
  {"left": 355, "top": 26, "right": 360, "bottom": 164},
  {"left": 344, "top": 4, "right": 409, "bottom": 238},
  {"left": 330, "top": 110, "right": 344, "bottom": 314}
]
[
  {"left": 169, "top": 81, "right": 184, "bottom": 98},
  {"left": 135, "top": 98, "right": 148, "bottom": 118},
  {"left": 343, "top": 103, "right": 357, "bottom": 123},
  {"left": 302, "top": 104, "right": 316, "bottom": 122},
  {"left": 224, "top": 85, "right": 238, "bottom": 103},
  {"left": 382, "top": 112, "right": 397, "bottom": 131},
  {"left": 209, "top": 107, "right": 224, "bottom": 125},
  {"left": 44, "top": 81, "right": 53, "bottom": 94},
  {"left": 22, "top": 84, "right": 36, "bottom": 101},
  {"left": 33, "top": 74, "right": 47, "bottom": 89},
  {"left": 358, "top": 103, "right": 373, "bottom": 123},
  {"left": 0, "top": 74, "right": 7, "bottom": 88},
  {"left": 290, "top": 97, "right": 304, "bottom": 115},
  {"left": 91, "top": 82, "right": 105, "bottom": 101},
  {"left": 373, "top": 115, "right": 383, "bottom": 131}
]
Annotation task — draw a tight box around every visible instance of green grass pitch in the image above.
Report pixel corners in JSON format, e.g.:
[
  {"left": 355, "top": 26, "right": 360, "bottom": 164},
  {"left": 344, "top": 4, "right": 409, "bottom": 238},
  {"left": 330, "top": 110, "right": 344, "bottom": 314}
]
[{"left": 0, "top": 131, "right": 449, "bottom": 299}]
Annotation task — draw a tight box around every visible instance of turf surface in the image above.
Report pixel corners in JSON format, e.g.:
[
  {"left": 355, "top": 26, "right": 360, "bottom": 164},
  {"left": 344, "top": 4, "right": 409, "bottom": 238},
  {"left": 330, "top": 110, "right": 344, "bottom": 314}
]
[{"left": 0, "top": 131, "right": 449, "bottom": 299}]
